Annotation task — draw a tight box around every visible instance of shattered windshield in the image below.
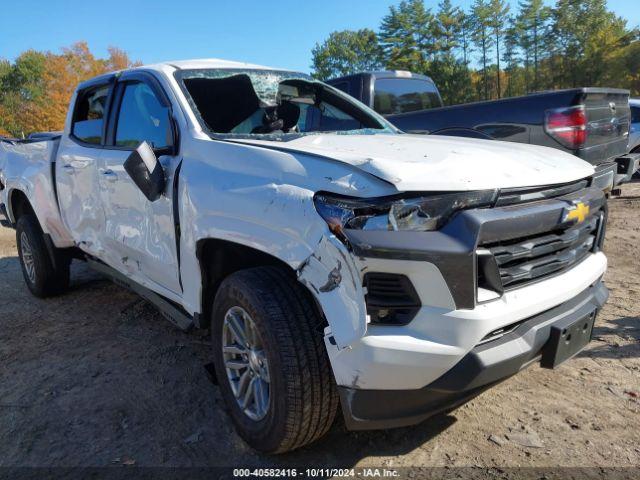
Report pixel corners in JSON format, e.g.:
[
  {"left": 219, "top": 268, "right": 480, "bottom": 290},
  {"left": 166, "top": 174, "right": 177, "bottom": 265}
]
[{"left": 174, "top": 68, "right": 395, "bottom": 141}]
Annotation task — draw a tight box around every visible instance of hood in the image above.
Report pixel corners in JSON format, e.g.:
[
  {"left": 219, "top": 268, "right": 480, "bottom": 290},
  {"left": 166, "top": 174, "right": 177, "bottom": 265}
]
[{"left": 235, "top": 133, "right": 595, "bottom": 191}]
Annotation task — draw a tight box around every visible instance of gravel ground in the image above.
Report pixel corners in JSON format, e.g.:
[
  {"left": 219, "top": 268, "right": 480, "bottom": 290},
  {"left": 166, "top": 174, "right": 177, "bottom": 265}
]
[{"left": 0, "top": 183, "right": 638, "bottom": 474}]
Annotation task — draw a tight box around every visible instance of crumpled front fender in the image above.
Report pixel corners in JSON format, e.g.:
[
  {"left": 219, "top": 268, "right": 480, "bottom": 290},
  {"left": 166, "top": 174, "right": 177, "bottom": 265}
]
[{"left": 298, "top": 235, "right": 367, "bottom": 349}]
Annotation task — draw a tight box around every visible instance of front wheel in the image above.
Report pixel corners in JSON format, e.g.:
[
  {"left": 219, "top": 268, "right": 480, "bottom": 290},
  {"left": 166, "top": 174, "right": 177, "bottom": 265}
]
[
  {"left": 211, "top": 266, "right": 338, "bottom": 453},
  {"left": 16, "top": 214, "right": 70, "bottom": 297}
]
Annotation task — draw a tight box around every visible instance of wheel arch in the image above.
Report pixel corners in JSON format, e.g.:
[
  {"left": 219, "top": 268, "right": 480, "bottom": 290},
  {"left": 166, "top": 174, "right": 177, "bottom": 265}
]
[
  {"left": 8, "top": 188, "right": 35, "bottom": 224},
  {"left": 9, "top": 187, "right": 77, "bottom": 269},
  {"left": 195, "top": 238, "right": 323, "bottom": 329}
]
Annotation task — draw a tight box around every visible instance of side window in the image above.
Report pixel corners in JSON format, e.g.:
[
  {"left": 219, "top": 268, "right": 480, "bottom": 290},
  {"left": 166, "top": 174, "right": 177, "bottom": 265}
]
[
  {"left": 72, "top": 85, "right": 110, "bottom": 145},
  {"left": 115, "top": 82, "right": 171, "bottom": 149},
  {"left": 631, "top": 107, "right": 640, "bottom": 124},
  {"left": 374, "top": 78, "right": 443, "bottom": 115}
]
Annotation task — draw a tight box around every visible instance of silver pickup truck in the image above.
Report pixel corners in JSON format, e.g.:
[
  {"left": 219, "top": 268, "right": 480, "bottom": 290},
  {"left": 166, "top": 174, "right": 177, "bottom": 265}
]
[{"left": 0, "top": 59, "right": 611, "bottom": 453}]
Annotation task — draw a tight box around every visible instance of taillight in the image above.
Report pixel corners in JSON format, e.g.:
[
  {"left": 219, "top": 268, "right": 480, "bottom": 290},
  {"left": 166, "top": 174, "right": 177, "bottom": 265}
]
[{"left": 545, "top": 106, "right": 587, "bottom": 149}]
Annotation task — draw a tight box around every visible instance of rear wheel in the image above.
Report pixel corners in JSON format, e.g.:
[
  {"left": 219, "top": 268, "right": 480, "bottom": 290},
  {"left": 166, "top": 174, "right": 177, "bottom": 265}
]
[
  {"left": 211, "top": 266, "right": 338, "bottom": 453},
  {"left": 16, "top": 214, "right": 70, "bottom": 297}
]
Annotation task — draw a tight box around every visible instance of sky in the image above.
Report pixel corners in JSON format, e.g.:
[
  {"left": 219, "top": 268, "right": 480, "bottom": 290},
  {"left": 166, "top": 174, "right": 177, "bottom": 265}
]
[{"left": 1, "top": 0, "right": 638, "bottom": 74}]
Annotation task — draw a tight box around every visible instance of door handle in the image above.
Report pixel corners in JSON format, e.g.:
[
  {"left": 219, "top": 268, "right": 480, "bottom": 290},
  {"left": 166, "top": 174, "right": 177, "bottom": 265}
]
[
  {"left": 62, "top": 164, "right": 75, "bottom": 174},
  {"left": 101, "top": 169, "right": 118, "bottom": 182}
]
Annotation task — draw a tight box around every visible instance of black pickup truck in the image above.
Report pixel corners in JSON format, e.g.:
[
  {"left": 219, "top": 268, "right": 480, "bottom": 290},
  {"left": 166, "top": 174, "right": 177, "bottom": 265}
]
[{"left": 327, "top": 71, "right": 639, "bottom": 187}]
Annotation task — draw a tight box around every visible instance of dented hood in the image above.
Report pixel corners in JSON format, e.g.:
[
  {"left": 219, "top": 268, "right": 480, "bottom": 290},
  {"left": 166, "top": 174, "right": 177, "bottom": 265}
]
[{"left": 237, "top": 133, "right": 595, "bottom": 191}]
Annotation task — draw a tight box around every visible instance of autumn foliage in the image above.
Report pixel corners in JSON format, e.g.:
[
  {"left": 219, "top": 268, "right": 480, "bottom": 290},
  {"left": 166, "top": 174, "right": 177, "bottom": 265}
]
[{"left": 0, "top": 42, "right": 139, "bottom": 138}]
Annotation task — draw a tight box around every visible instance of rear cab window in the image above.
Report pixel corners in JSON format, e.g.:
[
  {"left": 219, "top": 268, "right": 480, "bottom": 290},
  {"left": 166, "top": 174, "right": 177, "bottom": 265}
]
[
  {"left": 72, "top": 86, "right": 110, "bottom": 145},
  {"left": 374, "top": 78, "right": 442, "bottom": 115}
]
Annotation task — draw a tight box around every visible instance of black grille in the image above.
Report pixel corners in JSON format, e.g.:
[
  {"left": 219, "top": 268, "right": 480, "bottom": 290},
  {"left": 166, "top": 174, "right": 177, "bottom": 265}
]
[
  {"left": 496, "top": 179, "right": 589, "bottom": 206},
  {"left": 479, "top": 214, "right": 602, "bottom": 290},
  {"left": 363, "top": 273, "right": 420, "bottom": 325}
]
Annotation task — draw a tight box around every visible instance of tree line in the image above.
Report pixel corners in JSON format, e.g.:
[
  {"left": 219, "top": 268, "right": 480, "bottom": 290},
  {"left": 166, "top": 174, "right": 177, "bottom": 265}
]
[
  {"left": 311, "top": 0, "right": 640, "bottom": 105},
  {"left": 0, "top": 42, "right": 138, "bottom": 138},
  {"left": 2, "top": 2, "right": 638, "bottom": 137}
]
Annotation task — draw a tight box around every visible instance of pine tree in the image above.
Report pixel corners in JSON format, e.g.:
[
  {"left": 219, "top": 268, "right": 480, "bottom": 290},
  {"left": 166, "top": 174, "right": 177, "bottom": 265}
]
[
  {"left": 435, "top": 0, "right": 462, "bottom": 55},
  {"left": 379, "top": 0, "right": 436, "bottom": 73},
  {"left": 430, "top": 0, "right": 466, "bottom": 104},
  {"left": 458, "top": 11, "right": 473, "bottom": 67},
  {"left": 502, "top": 19, "right": 520, "bottom": 97},
  {"left": 470, "top": 0, "right": 494, "bottom": 100},
  {"left": 488, "top": 0, "right": 510, "bottom": 98},
  {"left": 517, "top": 0, "right": 551, "bottom": 91}
]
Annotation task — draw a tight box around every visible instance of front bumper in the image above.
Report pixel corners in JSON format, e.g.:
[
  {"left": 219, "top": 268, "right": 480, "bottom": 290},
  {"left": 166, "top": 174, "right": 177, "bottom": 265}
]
[
  {"left": 327, "top": 251, "right": 607, "bottom": 392},
  {"left": 322, "top": 183, "right": 609, "bottom": 428},
  {"left": 339, "top": 279, "right": 608, "bottom": 430}
]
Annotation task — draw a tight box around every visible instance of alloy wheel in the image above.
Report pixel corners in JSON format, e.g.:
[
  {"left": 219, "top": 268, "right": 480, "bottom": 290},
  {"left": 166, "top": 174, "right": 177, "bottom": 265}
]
[
  {"left": 20, "top": 232, "right": 36, "bottom": 284},
  {"left": 222, "top": 306, "right": 271, "bottom": 421}
]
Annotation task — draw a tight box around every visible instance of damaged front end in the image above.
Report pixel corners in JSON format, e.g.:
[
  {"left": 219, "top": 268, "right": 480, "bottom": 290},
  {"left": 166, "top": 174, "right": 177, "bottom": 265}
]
[{"left": 296, "top": 189, "right": 497, "bottom": 351}]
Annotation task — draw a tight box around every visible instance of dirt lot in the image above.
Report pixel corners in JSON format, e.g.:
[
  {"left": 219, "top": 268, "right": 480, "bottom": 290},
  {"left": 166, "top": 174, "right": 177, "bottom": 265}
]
[{"left": 0, "top": 183, "right": 638, "bottom": 473}]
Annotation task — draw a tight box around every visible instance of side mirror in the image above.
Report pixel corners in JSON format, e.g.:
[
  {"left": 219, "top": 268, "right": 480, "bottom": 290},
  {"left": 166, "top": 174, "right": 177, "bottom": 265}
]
[{"left": 124, "top": 141, "right": 166, "bottom": 202}]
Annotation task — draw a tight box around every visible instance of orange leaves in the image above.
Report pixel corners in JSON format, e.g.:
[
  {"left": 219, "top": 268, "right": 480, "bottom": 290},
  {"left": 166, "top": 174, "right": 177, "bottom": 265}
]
[
  {"left": 0, "top": 112, "right": 10, "bottom": 137},
  {"left": 0, "top": 42, "right": 139, "bottom": 137}
]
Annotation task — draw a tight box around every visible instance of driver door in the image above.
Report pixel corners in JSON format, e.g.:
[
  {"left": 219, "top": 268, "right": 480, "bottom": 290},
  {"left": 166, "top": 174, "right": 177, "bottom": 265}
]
[{"left": 98, "top": 76, "right": 181, "bottom": 295}]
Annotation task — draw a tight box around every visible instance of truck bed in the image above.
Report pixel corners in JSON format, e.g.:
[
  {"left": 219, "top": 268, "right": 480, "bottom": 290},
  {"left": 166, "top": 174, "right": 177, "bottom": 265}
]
[
  {"left": 0, "top": 136, "right": 73, "bottom": 246},
  {"left": 387, "top": 88, "right": 631, "bottom": 166},
  {"left": 327, "top": 72, "right": 632, "bottom": 172}
]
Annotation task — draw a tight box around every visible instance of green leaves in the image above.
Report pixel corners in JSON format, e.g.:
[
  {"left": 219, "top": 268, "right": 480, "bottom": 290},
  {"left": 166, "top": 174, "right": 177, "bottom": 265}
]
[
  {"left": 0, "top": 43, "right": 137, "bottom": 138},
  {"left": 378, "top": 0, "right": 436, "bottom": 72},
  {"left": 311, "top": 29, "right": 383, "bottom": 80},
  {"left": 310, "top": 0, "right": 638, "bottom": 105}
]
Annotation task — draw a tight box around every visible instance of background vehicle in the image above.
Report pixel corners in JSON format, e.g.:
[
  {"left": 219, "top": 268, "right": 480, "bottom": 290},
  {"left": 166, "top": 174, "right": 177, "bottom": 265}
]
[
  {"left": 0, "top": 60, "right": 609, "bottom": 453},
  {"left": 629, "top": 98, "right": 640, "bottom": 153},
  {"left": 328, "top": 71, "right": 639, "bottom": 187}
]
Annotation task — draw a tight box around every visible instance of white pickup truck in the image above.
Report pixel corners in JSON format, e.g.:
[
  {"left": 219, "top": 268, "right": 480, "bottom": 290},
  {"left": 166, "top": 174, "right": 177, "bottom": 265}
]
[{"left": 0, "top": 59, "right": 610, "bottom": 453}]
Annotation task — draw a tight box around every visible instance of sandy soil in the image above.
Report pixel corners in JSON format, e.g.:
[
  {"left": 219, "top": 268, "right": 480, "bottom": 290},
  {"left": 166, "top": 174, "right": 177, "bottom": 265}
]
[{"left": 0, "top": 183, "right": 638, "bottom": 473}]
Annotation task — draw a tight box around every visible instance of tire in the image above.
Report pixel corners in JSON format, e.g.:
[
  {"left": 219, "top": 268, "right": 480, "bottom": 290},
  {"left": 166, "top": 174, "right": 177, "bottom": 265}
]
[
  {"left": 633, "top": 148, "right": 640, "bottom": 179},
  {"left": 211, "top": 266, "right": 339, "bottom": 453},
  {"left": 16, "top": 214, "right": 70, "bottom": 297}
]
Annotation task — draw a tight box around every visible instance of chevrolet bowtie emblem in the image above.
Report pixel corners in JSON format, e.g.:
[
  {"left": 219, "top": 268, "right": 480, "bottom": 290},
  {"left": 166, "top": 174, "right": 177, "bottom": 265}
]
[{"left": 563, "top": 201, "right": 590, "bottom": 224}]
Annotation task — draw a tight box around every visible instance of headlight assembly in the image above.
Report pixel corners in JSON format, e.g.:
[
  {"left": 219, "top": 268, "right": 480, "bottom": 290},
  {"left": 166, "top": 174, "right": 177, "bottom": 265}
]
[{"left": 314, "top": 190, "right": 497, "bottom": 237}]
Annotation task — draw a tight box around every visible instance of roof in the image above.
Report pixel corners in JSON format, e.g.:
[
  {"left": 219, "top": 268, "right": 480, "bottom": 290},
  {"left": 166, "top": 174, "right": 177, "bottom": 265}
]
[
  {"left": 144, "top": 58, "right": 293, "bottom": 72},
  {"left": 328, "top": 70, "right": 436, "bottom": 84},
  {"left": 629, "top": 98, "right": 640, "bottom": 107},
  {"left": 75, "top": 58, "right": 304, "bottom": 92}
]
